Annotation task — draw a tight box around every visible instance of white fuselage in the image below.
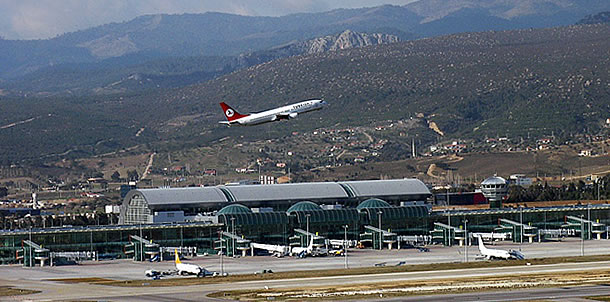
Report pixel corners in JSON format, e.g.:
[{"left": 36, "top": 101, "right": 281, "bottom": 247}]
[
  {"left": 176, "top": 262, "right": 202, "bottom": 275},
  {"left": 476, "top": 235, "right": 524, "bottom": 260},
  {"left": 234, "top": 99, "right": 326, "bottom": 126}
]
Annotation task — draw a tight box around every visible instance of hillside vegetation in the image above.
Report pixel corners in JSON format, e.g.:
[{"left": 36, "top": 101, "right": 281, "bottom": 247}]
[{"left": 0, "top": 24, "right": 608, "bottom": 164}]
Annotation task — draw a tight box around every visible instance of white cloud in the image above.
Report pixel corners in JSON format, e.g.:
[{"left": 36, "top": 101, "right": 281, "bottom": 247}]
[{"left": 0, "top": 0, "right": 416, "bottom": 40}]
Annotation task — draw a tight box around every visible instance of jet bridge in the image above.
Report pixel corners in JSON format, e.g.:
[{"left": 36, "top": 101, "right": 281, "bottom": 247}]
[
  {"left": 496, "top": 219, "right": 538, "bottom": 243},
  {"left": 431, "top": 222, "right": 465, "bottom": 246},
  {"left": 125, "top": 235, "right": 159, "bottom": 261},
  {"left": 289, "top": 228, "right": 325, "bottom": 248},
  {"left": 20, "top": 240, "right": 50, "bottom": 267},
  {"left": 214, "top": 231, "right": 250, "bottom": 257},
  {"left": 360, "top": 225, "right": 397, "bottom": 250},
  {"left": 563, "top": 216, "right": 605, "bottom": 240}
]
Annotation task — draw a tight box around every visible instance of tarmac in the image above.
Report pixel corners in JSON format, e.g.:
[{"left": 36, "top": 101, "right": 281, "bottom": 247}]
[{"left": 2, "top": 238, "right": 610, "bottom": 301}]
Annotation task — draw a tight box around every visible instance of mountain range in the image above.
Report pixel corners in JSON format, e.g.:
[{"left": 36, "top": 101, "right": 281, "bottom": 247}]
[{"left": 0, "top": 0, "right": 608, "bottom": 95}]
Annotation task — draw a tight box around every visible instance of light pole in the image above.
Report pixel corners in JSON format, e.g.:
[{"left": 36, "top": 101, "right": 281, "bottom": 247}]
[
  {"left": 587, "top": 203, "right": 592, "bottom": 239},
  {"left": 231, "top": 217, "right": 236, "bottom": 257},
  {"left": 581, "top": 215, "right": 585, "bottom": 256},
  {"left": 464, "top": 219, "right": 468, "bottom": 262},
  {"left": 29, "top": 226, "right": 32, "bottom": 267},
  {"left": 519, "top": 206, "right": 523, "bottom": 251},
  {"left": 447, "top": 188, "right": 451, "bottom": 247},
  {"left": 219, "top": 230, "right": 224, "bottom": 276},
  {"left": 378, "top": 210, "right": 383, "bottom": 250},
  {"left": 343, "top": 225, "right": 349, "bottom": 269},
  {"left": 305, "top": 213, "right": 311, "bottom": 247}
]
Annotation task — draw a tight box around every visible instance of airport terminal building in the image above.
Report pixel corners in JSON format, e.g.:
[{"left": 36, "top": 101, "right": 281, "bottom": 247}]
[{"left": 119, "top": 179, "right": 432, "bottom": 224}]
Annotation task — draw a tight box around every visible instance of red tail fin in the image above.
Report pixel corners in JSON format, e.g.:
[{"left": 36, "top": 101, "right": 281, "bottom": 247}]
[{"left": 220, "top": 102, "right": 249, "bottom": 122}]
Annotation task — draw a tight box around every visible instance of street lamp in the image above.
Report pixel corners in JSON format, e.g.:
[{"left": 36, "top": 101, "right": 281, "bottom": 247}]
[
  {"left": 464, "top": 219, "right": 468, "bottom": 263},
  {"left": 343, "top": 225, "right": 349, "bottom": 269},
  {"left": 231, "top": 217, "right": 236, "bottom": 257},
  {"left": 378, "top": 210, "right": 383, "bottom": 250},
  {"left": 587, "top": 203, "right": 592, "bottom": 242},
  {"left": 305, "top": 213, "right": 311, "bottom": 247},
  {"left": 581, "top": 214, "right": 585, "bottom": 256},
  {"left": 218, "top": 230, "right": 224, "bottom": 276},
  {"left": 519, "top": 206, "right": 523, "bottom": 251}
]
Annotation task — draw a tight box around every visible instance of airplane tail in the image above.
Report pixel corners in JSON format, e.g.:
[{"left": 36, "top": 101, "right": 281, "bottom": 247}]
[
  {"left": 220, "top": 102, "right": 249, "bottom": 122},
  {"left": 477, "top": 235, "right": 487, "bottom": 253},
  {"left": 174, "top": 249, "right": 181, "bottom": 264}
]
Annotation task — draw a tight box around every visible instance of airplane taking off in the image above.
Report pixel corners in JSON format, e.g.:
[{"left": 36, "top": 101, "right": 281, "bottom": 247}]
[
  {"left": 476, "top": 235, "right": 525, "bottom": 260},
  {"left": 219, "top": 99, "right": 327, "bottom": 126}
]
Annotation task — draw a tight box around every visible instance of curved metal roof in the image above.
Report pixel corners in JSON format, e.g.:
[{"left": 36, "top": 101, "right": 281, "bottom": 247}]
[
  {"left": 122, "top": 178, "right": 431, "bottom": 209},
  {"left": 124, "top": 187, "right": 228, "bottom": 206},
  {"left": 218, "top": 204, "right": 252, "bottom": 214},
  {"left": 220, "top": 182, "right": 349, "bottom": 202},
  {"left": 481, "top": 176, "right": 507, "bottom": 185},
  {"left": 343, "top": 179, "right": 430, "bottom": 197},
  {"left": 357, "top": 198, "right": 391, "bottom": 210},
  {"left": 286, "top": 201, "right": 322, "bottom": 213}
]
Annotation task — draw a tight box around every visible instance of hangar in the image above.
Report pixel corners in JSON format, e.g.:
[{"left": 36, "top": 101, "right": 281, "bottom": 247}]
[{"left": 119, "top": 179, "right": 431, "bottom": 224}]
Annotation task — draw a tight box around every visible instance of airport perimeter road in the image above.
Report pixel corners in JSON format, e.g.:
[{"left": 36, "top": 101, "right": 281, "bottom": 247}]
[{"left": 6, "top": 260, "right": 610, "bottom": 301}]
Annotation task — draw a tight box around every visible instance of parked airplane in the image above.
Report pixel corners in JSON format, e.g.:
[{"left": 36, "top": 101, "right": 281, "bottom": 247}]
[
  {"left": 476, "top": 235, "right": 525, "bottom": 260},
  {"left": 219, "top": 99, "right": 327, "bottom": 126},
  {"left": 290, "top": 236, "right": 328, "bottom": 257},
  {"left": 174, "top": 249, "right": 209, "bottom": 276}
]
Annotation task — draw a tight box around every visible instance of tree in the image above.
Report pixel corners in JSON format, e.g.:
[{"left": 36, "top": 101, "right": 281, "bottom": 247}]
[
  {"left": 111, "top": 171, "right": 121, "bottom": 182},
  {"left": 127, "top": 170, "right": 139, "bottom": 181},
  {"left": 0, "top": 187, "right": 7, "bottom": 198}
]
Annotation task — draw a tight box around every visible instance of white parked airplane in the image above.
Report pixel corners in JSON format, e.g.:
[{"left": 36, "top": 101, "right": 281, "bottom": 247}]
[
  {"left": 476, "top": 235, "right": 525, "bottom": 260},
  {"left": 174, "top": 249, "right": 208, "bottom": 276},
  {"left": 290, "top": 236, "right": 328, "bottom": 257},
  {"left": 219, "top": 99, "right": 328, "bottom": 126}
]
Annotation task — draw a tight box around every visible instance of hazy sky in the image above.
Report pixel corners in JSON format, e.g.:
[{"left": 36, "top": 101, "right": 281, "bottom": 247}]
[{"left": 0, "top": 0, "right": 417, "bottom": 40}]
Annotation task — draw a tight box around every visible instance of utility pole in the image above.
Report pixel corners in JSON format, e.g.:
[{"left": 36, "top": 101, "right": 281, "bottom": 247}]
[
  {"left": 378, "top": 211, "right": 383, "bottom": 250},
  {"left": 219, "top": 230, "right": 224, "bottom": 276},
  {"left": 447, "top": 187, "right": 451, "bottom": 247},
  {"left": 231, "top": 217, "right": 236, "bottom": 257},
  {"left": 519, "top": 206, "right": 523, "bottom": 251},
  {"left": 306, "top": 213, "right": 311, "bottom": 247},
  {"left": 587, "top": 203, "right": 592, "bottom": 243},
  {"left": 581, "top": 215, "right": 585, "bottom": 256},
  {"left": 464, "top": 219, "right": 468, "bottom": 262},
  {"left": 343, "top": 225, "right": 349, "bottom": 269}
]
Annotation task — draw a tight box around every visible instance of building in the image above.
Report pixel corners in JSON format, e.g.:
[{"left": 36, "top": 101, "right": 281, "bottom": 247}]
[
  {"left": 480, "top": 176, "right": 509, "bottom": 208},
  {"left": 119, "top": 179, "right": 431, "bottom": 224}
]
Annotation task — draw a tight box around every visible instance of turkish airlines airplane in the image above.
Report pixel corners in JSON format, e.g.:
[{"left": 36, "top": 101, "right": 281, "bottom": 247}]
[{"left": 219, "top": 99, "right": 328, "bottom": 126}]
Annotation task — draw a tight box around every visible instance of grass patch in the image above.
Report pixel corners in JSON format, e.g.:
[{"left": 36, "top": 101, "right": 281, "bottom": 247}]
[
  {"left": 0, "top": 286, "right": 40, "bottom": 297},
  {"left": 588, "top": 297, "right": 610, "bottom": 302},
  {"left": 209, "top": 270, "right": 610, "bottom": 301},
  {"left": 103, "top": 254, "right": 610, "bottom": 287}
]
